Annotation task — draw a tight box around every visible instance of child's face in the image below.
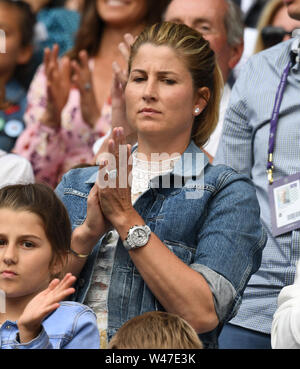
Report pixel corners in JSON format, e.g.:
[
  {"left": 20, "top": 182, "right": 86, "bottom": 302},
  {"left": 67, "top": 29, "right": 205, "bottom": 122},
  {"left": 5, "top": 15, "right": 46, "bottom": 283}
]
[
  {"left": 0, "top": 4, "right": 26, "bottom": 75},
  {"left": 0, "top": 208, "right": 55, "bottom": 300}
]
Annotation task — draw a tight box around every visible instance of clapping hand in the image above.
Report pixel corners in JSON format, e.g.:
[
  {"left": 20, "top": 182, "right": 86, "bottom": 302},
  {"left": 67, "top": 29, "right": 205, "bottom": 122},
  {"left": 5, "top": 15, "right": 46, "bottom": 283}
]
[
  {"left": 93, "top": 34, "right": 137, "bottom": 164},
  {"left": 17, "top": 273, "right": 76, "bottom": 343},
  {"left": 111, "top": 33, "right": 137, "bottom": 143},
  {"left": 83, "top": 182, "right": 112, "bottom": 241},
  {"left": 97, "top": 127, "right": 134, "bottom": 228},
  {"left": 43, "top": 44, "right": 72, "bottom": 128},
  {"left": 71, "top": 50, "right": 100, "bottom": 127}
]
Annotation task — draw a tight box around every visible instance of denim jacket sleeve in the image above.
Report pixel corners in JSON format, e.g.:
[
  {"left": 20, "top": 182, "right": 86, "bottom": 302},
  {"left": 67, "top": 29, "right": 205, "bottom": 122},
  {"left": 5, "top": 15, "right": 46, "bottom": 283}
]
[
  {"left": 7, "top": 305, "right": 100, "bottom": 349},
  {"left": 61, "top": 308, "right": 100, "bottom": 349},
  {"left": 9, "top": 327, "right": 52, "bottom": 349},
  {"left": 192, "top": 168, "right": 267, "bottom": 322}
]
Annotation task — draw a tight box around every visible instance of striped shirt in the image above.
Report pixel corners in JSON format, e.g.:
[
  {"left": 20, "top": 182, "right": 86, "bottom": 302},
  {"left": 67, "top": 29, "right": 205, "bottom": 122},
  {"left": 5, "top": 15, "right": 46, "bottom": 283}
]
[{"left": 214, "top": 38, "right": 300, "bottom": 334}]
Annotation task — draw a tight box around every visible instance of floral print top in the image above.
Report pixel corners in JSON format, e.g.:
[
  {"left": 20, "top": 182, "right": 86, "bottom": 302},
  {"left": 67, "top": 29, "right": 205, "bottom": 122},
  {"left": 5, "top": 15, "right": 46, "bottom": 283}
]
[{"left": 14, "top": 64, "right": 111, "bottom": 188}]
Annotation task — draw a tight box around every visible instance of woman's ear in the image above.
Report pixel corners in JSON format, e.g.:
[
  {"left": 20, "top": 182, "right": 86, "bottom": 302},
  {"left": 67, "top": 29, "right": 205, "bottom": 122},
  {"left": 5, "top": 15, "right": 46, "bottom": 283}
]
[{"left": 193, "top": 87, "right": 210, "bottom": 116}]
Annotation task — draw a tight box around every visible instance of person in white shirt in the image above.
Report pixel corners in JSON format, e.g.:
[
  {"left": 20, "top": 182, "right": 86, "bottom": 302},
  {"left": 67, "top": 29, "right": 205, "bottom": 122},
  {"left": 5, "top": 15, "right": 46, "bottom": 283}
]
[
  {"left": 0, "top": 150, "right": 34, "bottom": 188},
  {"left": 272, "top": 260, "right": 300, "bottom": 349}
]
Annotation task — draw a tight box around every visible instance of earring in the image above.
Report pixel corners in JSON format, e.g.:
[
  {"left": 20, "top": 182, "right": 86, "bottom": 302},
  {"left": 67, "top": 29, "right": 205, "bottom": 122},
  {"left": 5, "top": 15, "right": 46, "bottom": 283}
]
[{"left": 194, "top": 107, "right": 200, "bottom": 115}]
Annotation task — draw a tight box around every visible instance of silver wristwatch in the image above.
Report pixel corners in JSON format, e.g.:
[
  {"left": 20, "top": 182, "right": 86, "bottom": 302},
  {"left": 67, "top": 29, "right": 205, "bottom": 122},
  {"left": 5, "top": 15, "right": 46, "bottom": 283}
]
[{"left": 123, "top": 225, "right": 151, "bottom": 250}]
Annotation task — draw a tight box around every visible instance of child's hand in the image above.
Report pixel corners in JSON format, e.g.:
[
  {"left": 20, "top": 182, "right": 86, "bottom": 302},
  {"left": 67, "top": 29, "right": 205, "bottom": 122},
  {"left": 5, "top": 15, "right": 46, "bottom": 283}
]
[{"left": 17, "top": 273, "right": 76, "bottom": 343}]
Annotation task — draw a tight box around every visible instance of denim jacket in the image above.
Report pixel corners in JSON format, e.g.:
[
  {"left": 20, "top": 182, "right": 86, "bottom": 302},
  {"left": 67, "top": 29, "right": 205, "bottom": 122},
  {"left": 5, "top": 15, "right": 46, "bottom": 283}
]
[
  {"left": 0, "top": 301, "right": 100, "bottom": 349},
  {"left": 56, "top": 141, "right": 266, "bottom": 348}
]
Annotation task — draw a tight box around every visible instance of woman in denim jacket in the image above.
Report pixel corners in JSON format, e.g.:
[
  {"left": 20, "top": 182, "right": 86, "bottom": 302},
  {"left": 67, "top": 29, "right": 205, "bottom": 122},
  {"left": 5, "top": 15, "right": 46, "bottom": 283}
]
[{"left": 56, "top": 22, "right": 267, "bottom": 349}]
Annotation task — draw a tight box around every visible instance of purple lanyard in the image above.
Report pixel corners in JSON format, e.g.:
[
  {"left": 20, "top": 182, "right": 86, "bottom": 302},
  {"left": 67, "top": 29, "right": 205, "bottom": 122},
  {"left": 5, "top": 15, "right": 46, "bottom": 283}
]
[{"left": 267, "top": 61, "right": 292, "bottom": 184}]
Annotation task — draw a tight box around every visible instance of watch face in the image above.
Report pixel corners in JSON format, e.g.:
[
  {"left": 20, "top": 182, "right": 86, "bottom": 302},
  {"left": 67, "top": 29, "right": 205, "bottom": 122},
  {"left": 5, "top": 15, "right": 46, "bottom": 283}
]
[{"left": 131, "top": 228, "right": 148, "bottom": 247}]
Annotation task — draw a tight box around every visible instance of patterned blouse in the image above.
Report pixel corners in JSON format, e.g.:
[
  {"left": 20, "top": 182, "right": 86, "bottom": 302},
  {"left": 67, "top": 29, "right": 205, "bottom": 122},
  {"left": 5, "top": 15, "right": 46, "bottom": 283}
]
[{"left": 14, "top": 63, "right": 111, "bottom": 188}]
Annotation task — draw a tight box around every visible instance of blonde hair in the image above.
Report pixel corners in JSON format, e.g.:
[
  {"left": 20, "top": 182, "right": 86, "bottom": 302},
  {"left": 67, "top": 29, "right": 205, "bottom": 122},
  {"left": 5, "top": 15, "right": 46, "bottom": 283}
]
[
  {"left": 128, "top": 22, "right": 223, "bottom": 148},
  {"left": 108, "top": 311, "right": 203, "bottom": 349},
  {"left": 254, "top": 0, "right": 284, "bottom": 53}
]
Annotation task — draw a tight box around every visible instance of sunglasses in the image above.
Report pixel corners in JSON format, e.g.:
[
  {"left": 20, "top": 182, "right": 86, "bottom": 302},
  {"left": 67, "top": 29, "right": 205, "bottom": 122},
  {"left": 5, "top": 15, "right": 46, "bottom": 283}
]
[{"left": 261, "top": 26, "right": 293, "bottom": 49}]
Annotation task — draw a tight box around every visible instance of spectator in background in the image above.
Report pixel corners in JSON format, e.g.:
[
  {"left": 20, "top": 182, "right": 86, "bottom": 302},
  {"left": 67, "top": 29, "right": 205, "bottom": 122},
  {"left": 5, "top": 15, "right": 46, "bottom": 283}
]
[
  {"left": 233, "top": 0, "right": 269, "bottom": 28},
  {"left": 14, "top": 0, "right": 171, "bottom": 188},
  {"left": 254, "top": 0, "right": 300, "bottom": 53},
  {"left": 215, "top": 0, "right": 300, "bottom": 350},
  {"left": 232, "top": 0, "right": 269, "bottom": 80},
  {"left": 0, "top": 48, "right": 34, "bottom": 187},
  {"left": 0, "top": 0, "right": 35, "bottom": 152},
  {"left": 22, "top": 0, "right": 80, "bottom": 86},
  {"left": 108, "top": 312, "right": 203, "bottom": 349},
  {"left": 24, "top": 0, "right": 80, "bottom": 58}
]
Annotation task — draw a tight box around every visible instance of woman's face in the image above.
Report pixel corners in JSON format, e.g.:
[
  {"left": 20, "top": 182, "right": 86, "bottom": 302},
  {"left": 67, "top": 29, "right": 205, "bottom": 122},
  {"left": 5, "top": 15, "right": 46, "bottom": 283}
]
[
  {"left": 96, "top": 0, "right": 148, "bottom": 27},
  {"left": 125, "top": 43, "right": 206, "bottom": 142}
]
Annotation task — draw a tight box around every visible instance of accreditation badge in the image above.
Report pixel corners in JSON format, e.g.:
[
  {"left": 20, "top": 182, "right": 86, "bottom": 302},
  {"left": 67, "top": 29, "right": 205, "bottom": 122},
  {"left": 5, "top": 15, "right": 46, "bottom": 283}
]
[{"left": 268, "top": 173, "right": 300, "bottom": 236}]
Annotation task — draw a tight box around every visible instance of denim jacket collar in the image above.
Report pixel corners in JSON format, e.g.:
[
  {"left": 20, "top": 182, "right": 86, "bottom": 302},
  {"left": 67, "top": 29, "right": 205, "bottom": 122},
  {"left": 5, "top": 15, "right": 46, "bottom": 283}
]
[
  {"left": 85, "top": 140, "right": 209, "bottom": 184},
  {"left": 172, "top": 140, "right": 208, "bottom": 177}
]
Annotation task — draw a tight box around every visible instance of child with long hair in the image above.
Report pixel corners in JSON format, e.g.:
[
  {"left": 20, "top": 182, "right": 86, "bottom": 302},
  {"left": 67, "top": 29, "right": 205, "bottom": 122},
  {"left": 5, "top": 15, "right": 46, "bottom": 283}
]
[{"left": 0, "top": 183, "right": 99, "bottom": 349}]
